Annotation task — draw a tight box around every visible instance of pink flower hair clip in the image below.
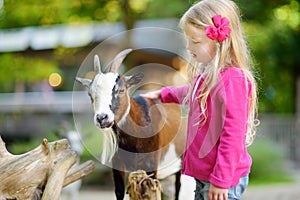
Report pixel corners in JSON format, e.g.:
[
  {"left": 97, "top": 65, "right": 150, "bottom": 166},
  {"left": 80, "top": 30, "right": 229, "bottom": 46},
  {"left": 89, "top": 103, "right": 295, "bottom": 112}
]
[{"left": 205, "top": 14, "right": 231, "bottom": 42}]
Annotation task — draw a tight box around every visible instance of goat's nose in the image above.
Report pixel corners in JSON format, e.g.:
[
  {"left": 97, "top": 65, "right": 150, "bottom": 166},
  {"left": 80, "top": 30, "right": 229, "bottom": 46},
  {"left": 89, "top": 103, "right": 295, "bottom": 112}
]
[{"left": 96, "top": 113, "right": 108, "bottom": 123}]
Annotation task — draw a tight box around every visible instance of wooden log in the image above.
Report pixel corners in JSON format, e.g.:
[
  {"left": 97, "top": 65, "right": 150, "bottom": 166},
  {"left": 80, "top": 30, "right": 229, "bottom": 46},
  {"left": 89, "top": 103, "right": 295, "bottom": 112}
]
[
  {"left": 0, "top": 138, "right": 51, "bottom": 200},
  {"left": 41, "top": 139, "right": 77, "bottom": 200},
  {"left": 0, "top": 137, "right": 95, "bottom": 200},
  {"left": 63, "top": 160, "right": 95, "bottom": 187}
]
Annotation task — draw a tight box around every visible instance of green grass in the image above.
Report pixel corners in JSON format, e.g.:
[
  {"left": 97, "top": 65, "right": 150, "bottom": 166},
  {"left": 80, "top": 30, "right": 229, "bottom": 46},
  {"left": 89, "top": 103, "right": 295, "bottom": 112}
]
[
  {"left": 248, "top": 138, "right": 294, "bottom": 185},
  {"left": 7, "top": 132, "right": 59, "bottom": 154},
  {"left": 249, "top": 176, "right": 294, "bottom": 185}
]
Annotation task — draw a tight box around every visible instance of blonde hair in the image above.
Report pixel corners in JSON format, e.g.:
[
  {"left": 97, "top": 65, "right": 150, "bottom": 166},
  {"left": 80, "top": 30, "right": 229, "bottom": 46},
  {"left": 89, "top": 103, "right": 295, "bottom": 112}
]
[{"left": 180, "top": 0, "right": 258, "bottom": 146}]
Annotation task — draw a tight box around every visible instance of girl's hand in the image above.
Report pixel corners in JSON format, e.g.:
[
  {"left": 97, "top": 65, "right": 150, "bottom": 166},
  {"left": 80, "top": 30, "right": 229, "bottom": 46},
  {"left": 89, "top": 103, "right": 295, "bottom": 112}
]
[
  {"left": 208, "top": 184, "right": 228, "bottom": 200},
  {"left": 140, "top": 89, "right": 162, "bottom": 100}
]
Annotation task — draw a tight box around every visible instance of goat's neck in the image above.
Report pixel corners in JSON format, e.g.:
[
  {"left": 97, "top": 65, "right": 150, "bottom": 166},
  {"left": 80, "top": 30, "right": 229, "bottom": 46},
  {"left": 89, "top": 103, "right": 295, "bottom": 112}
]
[
  {"left": 114, "top": 96, "right": 153, "bottom": 136},
  {"left": 130, "top": 97, "right": 151, "bottom": 126}
]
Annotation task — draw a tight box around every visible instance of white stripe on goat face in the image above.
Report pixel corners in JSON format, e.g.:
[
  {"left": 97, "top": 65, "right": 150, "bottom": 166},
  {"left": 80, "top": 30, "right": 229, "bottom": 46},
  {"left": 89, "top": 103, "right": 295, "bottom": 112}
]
[{"left": 89, "top": 72, "right": 119, "bottom": 129}]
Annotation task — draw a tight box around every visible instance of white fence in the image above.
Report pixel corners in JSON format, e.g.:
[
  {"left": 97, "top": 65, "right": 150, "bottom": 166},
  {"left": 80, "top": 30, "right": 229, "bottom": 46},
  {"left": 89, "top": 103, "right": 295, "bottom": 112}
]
[
  {"left": 0, "top": 92, "right": 89, "bottom": 140},
  {"left": 257, "top": 114, "right": 300, "bottom": 167}
]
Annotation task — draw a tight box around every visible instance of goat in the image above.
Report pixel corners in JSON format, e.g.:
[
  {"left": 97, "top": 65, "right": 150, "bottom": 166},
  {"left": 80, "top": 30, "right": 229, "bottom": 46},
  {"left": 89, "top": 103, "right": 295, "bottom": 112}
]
[{"left": 76, "top": 49, "right": 186, "bottom": 200}]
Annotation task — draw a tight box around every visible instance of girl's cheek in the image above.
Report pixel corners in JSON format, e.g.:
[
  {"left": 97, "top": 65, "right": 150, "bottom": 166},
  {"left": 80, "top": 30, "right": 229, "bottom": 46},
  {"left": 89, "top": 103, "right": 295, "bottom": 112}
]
[
  {"left": 197, "top": 46, "right": 214, "bottom": 63},
  {"left": 187, "top": 41, "right": 196, "bottom": 51},
  {"left": 198, "top": 46, "right": 210, "bottom": 57}
]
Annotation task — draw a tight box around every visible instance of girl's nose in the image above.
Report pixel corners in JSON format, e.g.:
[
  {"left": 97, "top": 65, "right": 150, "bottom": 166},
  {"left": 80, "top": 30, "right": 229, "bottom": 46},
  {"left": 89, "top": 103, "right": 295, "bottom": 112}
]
[
  {"left": 186, "top": 40, "right": 190, "bottom": 50},
  {"left": 186, "top": 40, "right": 193, "bottom": 51}
]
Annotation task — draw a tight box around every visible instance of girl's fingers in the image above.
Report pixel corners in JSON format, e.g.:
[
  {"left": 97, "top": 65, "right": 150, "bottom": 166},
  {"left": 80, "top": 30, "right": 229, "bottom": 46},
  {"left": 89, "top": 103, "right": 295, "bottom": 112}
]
[
  {"left": 208, "top": 192, "right": 213, "bottom": 200},
  {"left": 208, "top": 191, "right": 228, "bottom": 200},
  {"left": 223, "top": 193, "right": 228, "bottom": 200},
  {"left": 140, "top": 89, "right": 161, "bottom": 100}
]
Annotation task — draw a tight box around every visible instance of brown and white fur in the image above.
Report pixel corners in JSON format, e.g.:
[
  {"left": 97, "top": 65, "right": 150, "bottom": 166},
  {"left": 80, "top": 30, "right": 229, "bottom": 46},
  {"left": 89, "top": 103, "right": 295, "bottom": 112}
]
[{"left": 76, "top": 49, "right": 186, "bottom": 200}]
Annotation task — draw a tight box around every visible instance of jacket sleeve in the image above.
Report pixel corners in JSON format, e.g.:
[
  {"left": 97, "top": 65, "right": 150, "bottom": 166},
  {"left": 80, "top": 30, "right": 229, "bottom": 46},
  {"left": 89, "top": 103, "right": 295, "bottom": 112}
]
[
  {"left": 208, "top": 76, "right": 251, "bottom": 188},
  {"left": 161, "top": 85, "right": 190, "bottom": 104}
]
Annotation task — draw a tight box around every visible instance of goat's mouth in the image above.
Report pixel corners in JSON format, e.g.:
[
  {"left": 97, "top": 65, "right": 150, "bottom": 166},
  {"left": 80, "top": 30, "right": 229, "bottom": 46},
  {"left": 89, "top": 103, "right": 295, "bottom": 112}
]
[{"left": 97, "top": 121, "right": 114, "bottom": 129}]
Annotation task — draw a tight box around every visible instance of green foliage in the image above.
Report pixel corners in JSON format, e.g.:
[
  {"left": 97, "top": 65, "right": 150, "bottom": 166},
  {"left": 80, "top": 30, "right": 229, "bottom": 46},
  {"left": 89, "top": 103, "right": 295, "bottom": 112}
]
[
  {"left": 242, "top": 0, "right": 300, "bottom": 113},
  {"left": 236, "top": 0, "right": 291, "bottom": 22},
  {"left": 143, "top": 0, "right": 192, "bottom": 19},
  {"left": 0, "top": 54, "right": 59, "bottom": 92},
  {"left": 0, "top": 0, "right": 118, "bottom": 28},
  {"left": 8, "top": 139, "right": 41, "bottom": 155},
  {"left": 248, "top": 139, "right": 293, "bottom": 184},
  {"left": 7, "top": 133, "right": 60, "bottom": 155},
  {"left": 0, "top": 0, "right": 149, "bottom": 28},
  {"left": 244, "top": 22, "right": 296, "bottom": 113}
]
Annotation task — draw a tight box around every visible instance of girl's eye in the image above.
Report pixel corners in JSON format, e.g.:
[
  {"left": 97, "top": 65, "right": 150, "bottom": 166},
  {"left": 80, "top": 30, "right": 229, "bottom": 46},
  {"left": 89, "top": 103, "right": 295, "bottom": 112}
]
[
  {"left": 192, "top": 40, "right": 201, "bottom": 44},
  {"left": 119, "top": 89, "right": 125, "bottom": 93}
]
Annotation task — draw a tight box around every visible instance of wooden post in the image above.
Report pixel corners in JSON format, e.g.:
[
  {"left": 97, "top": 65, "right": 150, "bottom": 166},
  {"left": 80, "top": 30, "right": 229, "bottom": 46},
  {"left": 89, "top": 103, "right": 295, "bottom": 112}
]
[
  {"left": 0, "top": 137, "right": 94, "bottom": 200},
  {"left": 126, "top": 170, "right": 162, "bottom": 200}
]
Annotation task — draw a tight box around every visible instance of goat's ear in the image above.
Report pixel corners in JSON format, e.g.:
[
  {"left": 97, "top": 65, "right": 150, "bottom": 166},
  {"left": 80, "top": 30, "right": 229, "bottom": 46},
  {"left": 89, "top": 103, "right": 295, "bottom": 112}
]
[
  {"left": 125, "top": 72, "right": 144, "bottom": 88},
  {"left": 75, "top": 77, "right": 92, "bottom": 88},
  {"left": 94, "top": 55, "right": 102, "bottom": 74}
]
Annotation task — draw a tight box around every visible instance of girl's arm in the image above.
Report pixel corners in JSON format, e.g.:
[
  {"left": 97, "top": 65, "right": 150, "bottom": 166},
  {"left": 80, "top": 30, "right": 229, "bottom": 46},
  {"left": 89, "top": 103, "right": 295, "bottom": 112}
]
[
  {"left": 140, "top": 89, "right": 162, "bottom": 100},
  {"left": 141, "top": 85, "right": 190, "bottom": 104},
  {"left": 209, "top": 75, "right": 251, "bottom": 189},
  {"left": 161, "top": 85, "right": 190, "bottom": 104}
]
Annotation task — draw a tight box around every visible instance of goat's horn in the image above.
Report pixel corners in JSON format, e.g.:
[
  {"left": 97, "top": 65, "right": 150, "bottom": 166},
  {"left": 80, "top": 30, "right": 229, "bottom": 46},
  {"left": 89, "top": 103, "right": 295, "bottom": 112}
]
[
  {"left": 94, "top": 55, "right": 101, "bottom": 74},
  {"left": 108, "top": 49, "right": 133, "bottom": 73}
]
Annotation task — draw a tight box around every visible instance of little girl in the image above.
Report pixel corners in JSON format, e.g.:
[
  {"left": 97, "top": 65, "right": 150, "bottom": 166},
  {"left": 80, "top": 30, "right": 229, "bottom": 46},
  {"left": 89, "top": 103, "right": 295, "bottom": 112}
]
[{"left": 141, "top": 0, "right": 258, "bottom": 199}]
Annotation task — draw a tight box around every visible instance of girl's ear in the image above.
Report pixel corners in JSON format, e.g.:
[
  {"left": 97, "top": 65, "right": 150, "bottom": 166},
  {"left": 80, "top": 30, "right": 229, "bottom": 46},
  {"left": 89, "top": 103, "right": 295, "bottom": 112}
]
[{"left": 124, "top": 73, "right": 144, "bottom": 88}]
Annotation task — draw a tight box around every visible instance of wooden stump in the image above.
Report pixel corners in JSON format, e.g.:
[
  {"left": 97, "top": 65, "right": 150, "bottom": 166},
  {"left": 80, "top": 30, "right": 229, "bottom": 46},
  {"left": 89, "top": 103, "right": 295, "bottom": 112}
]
[
  {"left": 0, "top": 137, "right": 94, "bottom": 200},
  {"left": 126, "top": 170, "right": 162, "bottom": 200}
]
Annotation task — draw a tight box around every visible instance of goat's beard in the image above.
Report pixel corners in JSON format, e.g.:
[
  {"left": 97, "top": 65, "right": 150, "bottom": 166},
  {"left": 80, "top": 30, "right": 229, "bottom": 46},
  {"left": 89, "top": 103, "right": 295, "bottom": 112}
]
[{"left": 100, "top": 128, "right": 118, "bottom": 164}]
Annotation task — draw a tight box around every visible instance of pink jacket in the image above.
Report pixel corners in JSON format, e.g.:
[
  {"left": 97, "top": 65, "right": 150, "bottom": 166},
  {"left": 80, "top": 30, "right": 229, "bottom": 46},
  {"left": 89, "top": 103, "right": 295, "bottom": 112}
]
[{"left": 161, "top": 67, "right": 252, "bottom": 189}]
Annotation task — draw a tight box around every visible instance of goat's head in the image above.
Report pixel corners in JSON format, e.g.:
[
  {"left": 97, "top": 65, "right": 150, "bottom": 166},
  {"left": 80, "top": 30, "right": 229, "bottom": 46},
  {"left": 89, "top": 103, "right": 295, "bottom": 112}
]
[{"left": 76, "top": 49, "right": 144, "bottom": 129}]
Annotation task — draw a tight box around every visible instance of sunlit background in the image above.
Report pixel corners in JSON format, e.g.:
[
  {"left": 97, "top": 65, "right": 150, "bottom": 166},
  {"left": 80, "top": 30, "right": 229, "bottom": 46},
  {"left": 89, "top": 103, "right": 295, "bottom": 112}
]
[{"left": 0, "top": 0, "right": 300, "bottom": 198}]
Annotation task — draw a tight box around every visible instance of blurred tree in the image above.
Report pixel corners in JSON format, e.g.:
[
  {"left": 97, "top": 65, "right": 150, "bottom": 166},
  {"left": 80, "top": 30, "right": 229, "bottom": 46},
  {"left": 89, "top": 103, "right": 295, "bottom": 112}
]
[
  {"left": 0, "top": 0, "right": 191, "bottom": 28},
  {"left": 237, "top": 0, "right": 300, "bottom": 113},
  {"left": 0, "top": 54, "right": 58, "bottom": 92},
  {"left": 236, "top": 0, "right": 290, "bottom": 22}
]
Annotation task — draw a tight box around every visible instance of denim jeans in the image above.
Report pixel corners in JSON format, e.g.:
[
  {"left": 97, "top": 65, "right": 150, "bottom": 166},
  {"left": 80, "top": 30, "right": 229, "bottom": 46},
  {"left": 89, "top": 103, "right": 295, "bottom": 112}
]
[{"left": 194, "top": 175, "right": 249, "bottom": 200}]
